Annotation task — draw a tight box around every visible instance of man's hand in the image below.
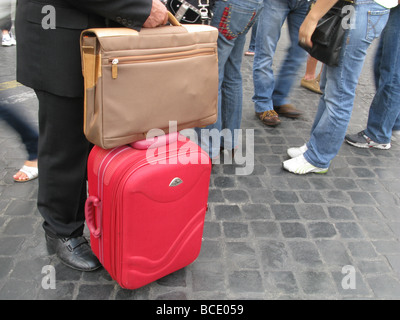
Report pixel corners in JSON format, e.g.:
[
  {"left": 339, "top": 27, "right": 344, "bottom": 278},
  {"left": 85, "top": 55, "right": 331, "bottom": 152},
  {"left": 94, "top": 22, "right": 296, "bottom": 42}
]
[{"left": 143, "top": 0, "right": 168, "bottom": 28}]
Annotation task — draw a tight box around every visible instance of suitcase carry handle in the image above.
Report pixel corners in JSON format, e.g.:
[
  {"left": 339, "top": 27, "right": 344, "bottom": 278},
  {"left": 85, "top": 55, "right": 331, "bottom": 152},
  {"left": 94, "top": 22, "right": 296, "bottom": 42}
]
[
  {"left": 131, "top": 132, "right": 179, "bottom": 150},
  {"left": 85, "top": 196, "right": 102, "bottom": 238}
]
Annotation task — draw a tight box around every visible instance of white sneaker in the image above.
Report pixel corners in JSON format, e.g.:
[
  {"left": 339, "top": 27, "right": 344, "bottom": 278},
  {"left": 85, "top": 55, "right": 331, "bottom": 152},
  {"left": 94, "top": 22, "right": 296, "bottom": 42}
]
[
  {"left": 287, "top": 144, "right": 308, "bottom": 158},
  {"left": 2, "top": 33, "right": 16, "bottom": 46},
  {"left": 282, "top": 154, "right": 328, "bottom": 175}
]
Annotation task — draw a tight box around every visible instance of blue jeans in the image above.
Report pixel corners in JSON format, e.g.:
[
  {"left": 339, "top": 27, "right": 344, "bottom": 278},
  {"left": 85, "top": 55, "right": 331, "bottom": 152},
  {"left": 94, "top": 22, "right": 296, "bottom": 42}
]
[
  {"left": 196, "top": 0, "right": 263, "bottom": 158},
  {"left": 305, "top": 0, "right": 390, "bottom": 168},
  {"left": 252, "top": 0, "right": 309, "bottom": 113},
  {"left": 364, "top": 5, "right": 400, "bottom": 144},
  {"left": 0, "top": 101, "right": 38, "bottom": 161}
]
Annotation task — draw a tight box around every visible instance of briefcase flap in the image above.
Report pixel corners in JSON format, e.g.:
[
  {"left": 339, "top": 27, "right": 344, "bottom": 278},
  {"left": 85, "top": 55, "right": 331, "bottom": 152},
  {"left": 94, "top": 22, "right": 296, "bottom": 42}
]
[{"left": 81, "top": 23, "right": 218, "bottom": 52}]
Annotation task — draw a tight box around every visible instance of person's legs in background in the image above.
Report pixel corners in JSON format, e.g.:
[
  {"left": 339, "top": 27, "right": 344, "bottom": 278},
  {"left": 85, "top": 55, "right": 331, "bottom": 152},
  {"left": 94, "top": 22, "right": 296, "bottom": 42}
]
[
  {"left": 284, "top": 1, "right": 390, "bottom": 174},
  {"left": 0, "top": 99, "right": 38, "bottom": 181},
  {"left": 245, "top": 18, "right": 258, "bottom": 56},
  {"left": 1, "top": 0, "right": 16, "bottom": 46},
  {"left": 196, "top": 0, "right": 263, "bottom": 159},
  {"left": 272, "top": 0, "right": 309, "bottom": 115},
  {"left": 362, "top": 6, "right": 400, "bottom": 144},
  {"left": 301, "top": 55, "right": 323, "bottom": 94}
]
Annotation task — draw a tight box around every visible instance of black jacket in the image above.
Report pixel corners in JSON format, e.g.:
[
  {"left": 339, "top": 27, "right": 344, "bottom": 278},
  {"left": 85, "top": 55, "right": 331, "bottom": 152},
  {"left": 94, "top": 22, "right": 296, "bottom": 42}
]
[{"left": 16, "top": 0, "right": 153, "bottom": 97}]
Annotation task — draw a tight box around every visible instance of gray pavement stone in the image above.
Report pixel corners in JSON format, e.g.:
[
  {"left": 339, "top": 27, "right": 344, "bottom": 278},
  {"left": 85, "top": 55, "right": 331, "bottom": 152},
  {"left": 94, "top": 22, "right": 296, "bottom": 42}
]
[{"left": 1, "top": 24, "right": 400, "bottom": 301}]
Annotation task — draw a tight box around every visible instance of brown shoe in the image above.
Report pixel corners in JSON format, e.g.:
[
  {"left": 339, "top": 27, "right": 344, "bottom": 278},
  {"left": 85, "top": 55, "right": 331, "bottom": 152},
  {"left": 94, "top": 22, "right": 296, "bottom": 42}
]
[
  {"left": 273, "top": 104, "right": 303, "bottom": 119},
  {"left": 300, "top": 77, "right": 323, "bottom": 94},
  {"left": 256, "top": 110, "right": 281, "bottom": 127}
]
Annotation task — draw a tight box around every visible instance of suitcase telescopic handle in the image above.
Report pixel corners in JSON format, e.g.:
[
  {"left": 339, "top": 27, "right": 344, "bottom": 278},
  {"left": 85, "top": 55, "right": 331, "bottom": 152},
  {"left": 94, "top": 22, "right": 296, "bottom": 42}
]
[
  {"left": 131, "top": 132, "right": 179, "bottom": 150},
  {"left": 85, "top": 196, "right": 102, "bottom": 238}
]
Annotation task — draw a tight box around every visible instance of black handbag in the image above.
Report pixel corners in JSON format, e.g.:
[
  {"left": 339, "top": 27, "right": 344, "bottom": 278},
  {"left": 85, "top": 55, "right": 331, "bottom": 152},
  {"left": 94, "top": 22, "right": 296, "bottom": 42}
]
[
  {"left": 300, "top": 0, "right": 355, "bottom": 66},
  {"left": 164, "top": 0, "right": 215, "bottom": 25}
]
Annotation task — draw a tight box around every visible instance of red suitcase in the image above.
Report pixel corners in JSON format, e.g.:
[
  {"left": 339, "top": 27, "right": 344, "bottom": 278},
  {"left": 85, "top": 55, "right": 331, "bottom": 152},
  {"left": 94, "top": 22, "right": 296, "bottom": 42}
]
[{"left": 85, "top": 133, "right": 211, "bottom": 289}]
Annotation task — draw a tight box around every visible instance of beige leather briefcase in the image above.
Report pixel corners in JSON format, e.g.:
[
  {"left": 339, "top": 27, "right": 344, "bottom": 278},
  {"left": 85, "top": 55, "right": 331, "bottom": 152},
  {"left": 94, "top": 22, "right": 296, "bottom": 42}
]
[{"left": 80, "top": 14, "right": 218, "bottom": 149}]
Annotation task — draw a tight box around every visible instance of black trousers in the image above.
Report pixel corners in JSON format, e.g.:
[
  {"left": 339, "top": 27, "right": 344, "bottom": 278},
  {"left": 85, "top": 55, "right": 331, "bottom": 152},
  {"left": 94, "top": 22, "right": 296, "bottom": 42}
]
[{"left": 35, "top": 90, "right": 91, "bottom": 238}]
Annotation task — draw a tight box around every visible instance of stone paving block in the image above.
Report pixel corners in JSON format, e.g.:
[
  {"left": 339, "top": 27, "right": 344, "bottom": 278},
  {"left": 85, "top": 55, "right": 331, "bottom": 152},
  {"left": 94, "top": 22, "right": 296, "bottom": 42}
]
[
  {"left": 335, "top": 222, "right": 365, "bottom": 239},
  {"left": 191, "top": 261, "right": 226, "bottom": 292},
  {"left": 225, "top": 242, "right": 259, "bottom": 270},
  {"left": 222, "top": 222, "right": 250, "bottom": 239},
  {"left": 296, "top": 204, "right": 327, "bottom": 220},
  {"left": 264, "top": 271, "right": 299, "bottom": 295},
  {"left": 214, "top": 204, "right": 242, "bottom": 221},
  {"left": 288, "top": 241, "right": 323, "bottom": 267},
  {"left": 308, "top": 222, "right": 337, "bottom": 238},
  {"left": 316, "top": 240, "right": 353, "bottom": 267},
  {"left": 250, "top": 221, "right": 280, "bottom": 238},
  {"left": 258, "top": 240, "right": 289, "bottom": 270},
  {"left": 270, "top": 204, "right": 300, "bottom": 220},
  {"left": 367, "top": 275, "right": 400, "bottom": 299},
  {"left": 76, "top": 284, "right": 115, "bottom": 300},
  {"left": 347, "top": 241, "right": 378, "bottom": 259},
  {"left": 297, "top": 271, "right": 336, "bottom": 296},
  {"left": 378, "top": 206, "right": 400, "bottom": 221},
  {"left": 352, "top": 206, "right": 382, "bottom": 220},
  {"left": 386, "top": 255, "right": 400, "bottom": 278},
  {"left": 203, "top": 221, "right": 221, "bottom": 239},
  {"left": 280, "top": 222, "right": 307, "bottom": 238},
  {"left": 228, "top": 271, "right": 263, "bottom": 293},
  {"left": 4, "top": 199, "right": 37, "bottom": 216},
  {"left": 357, "top": 259, "right": 393, "bottom": 274},
  {"left": 241, "top": 203, "right": 272, "bottom": 220},
  {"left": 328, "top": 206, "right": 355, "bottom": 220},
  {"left": 115, "top": 286, "right": 150, "bottom": 300}
]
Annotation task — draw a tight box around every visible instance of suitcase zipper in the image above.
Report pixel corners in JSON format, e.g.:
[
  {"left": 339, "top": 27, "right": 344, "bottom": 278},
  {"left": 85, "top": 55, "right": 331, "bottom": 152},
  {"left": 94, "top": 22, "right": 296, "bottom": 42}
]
[
  {"left": 97, "top": 146, "right": 131, "bottom": 265},
  {"left": 109, "top": 48, "right": 215, "bottom": 79}
]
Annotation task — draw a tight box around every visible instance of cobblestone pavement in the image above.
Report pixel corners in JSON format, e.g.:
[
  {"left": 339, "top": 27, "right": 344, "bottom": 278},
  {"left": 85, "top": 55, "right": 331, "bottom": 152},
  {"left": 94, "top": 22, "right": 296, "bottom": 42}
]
[{"left": 1, "top": 26, "right": 400, "bottom": 301}]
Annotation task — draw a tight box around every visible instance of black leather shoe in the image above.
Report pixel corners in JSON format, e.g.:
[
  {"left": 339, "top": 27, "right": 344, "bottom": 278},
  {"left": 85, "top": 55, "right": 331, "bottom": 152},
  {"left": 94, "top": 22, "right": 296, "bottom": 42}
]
[{"left": 46, "top": 235, "right": 102, "bottom": 271}]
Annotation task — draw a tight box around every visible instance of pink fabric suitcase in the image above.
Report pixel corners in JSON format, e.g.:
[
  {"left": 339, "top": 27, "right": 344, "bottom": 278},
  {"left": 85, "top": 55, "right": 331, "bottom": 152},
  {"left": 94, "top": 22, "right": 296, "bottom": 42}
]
[{"left": 85, "top": 133, "right": 211, "bottom": 289}]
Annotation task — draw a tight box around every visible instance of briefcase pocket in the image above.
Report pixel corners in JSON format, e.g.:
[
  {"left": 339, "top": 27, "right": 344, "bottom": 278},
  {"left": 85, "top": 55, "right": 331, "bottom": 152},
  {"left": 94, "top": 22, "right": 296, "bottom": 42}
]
[
  {"left": 108, "top": 48, "right": 215, "bottom": 79},
  {"left": 100, "top": 47, "right": 218, "bottom": 139}
]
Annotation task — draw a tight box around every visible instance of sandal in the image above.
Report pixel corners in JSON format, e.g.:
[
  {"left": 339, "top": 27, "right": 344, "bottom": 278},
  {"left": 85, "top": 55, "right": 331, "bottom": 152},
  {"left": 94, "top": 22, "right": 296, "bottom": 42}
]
[{"left": 13, "top": 164, "right": 38, "bottom": 182}]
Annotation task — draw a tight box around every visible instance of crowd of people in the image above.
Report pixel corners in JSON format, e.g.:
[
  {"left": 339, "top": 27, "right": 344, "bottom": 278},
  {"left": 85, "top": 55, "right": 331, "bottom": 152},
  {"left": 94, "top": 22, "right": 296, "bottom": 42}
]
[{"left": 2, "top": 0, "right": 398, "bottom": 272}]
